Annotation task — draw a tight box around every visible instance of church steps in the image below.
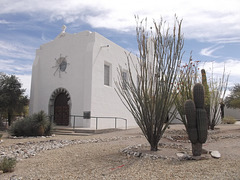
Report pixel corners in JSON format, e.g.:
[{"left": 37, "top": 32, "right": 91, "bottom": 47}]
[{"left": 52, "top": 127, "right": 124, "bottom": 136}]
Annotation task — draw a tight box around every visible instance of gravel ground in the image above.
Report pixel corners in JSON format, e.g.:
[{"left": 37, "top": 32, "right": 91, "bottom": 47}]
[{"left": 0, "top": 124, "right": 240, "bottom": 180}]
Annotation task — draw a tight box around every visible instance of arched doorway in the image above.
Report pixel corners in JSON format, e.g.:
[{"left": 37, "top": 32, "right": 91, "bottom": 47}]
[
  {"left": 49, "top": 88, "right": 71, "bottom": 126},
  {"left": 54, "top": 93, "right": 69, "bottom": 125}
]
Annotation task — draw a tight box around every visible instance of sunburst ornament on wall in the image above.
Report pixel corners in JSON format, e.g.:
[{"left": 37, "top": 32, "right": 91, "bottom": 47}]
[{"left": 52, "top": 54, "right": 70, "bottom": 77}]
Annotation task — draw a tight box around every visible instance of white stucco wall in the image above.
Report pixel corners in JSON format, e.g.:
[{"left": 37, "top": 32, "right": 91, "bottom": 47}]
[
  {"left": 225, "top": 108, "right": 240, "bottom": 120},
  {"left": 90, "top": 32, "right": 137, "bottom": 129},
  {"left": 30, "top": 31, "right": 95, "bottom": 127},
  {"left": 30, "top": 30, "right": 138, "bottom": 129}
]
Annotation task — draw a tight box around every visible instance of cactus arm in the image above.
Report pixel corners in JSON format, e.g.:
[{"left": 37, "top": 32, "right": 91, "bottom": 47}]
[
  {"left": 201, "top": 69, "right": 211, "bottom": 126},
  {"left": 196, "top": 108, "right": 208, "bottom": 143},
  {"left": 193, "top": 83, "right": 205, "bottom": 108},
  {"left": 184, "top": 100, "right": 198, "bottom": 144}
]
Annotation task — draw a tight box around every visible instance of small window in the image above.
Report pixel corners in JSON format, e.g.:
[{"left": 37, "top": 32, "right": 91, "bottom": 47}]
[
  {"left": 137, "top": 75, "right": 141, "bottom": 89},
  {"left": 122, "top": 70, "right": 128, "bottom": 89},
  {"left": 104, "top": 63, "right": 111, "bottom": 86}
]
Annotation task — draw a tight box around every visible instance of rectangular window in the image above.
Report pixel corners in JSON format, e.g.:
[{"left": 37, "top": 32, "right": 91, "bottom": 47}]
[
  {"left": 122, "top": 70, "right": 128, "bottom": 89},
  {"left": 104, "top": 64, "right": 111, "bottom": 86},
  {"left": 137, "top": 75, "right": 141, "bottom": 89}
]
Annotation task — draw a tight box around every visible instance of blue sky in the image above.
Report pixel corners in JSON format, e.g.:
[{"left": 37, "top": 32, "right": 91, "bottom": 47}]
[{"left": 0, "top": 0, "right": 240, "bottom": 97}]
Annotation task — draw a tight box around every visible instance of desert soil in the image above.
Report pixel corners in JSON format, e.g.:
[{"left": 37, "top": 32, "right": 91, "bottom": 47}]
[{"left": 0, "top": 124, "right": 240, "bottom": 180}]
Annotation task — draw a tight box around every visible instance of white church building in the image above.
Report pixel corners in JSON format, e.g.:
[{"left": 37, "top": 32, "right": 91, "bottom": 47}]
[{"left": 29, "top": 26, "right": 138, "bottom": 129}]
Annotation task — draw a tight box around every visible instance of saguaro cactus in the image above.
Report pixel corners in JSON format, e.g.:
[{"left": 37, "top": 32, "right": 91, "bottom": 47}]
[
  {"left": 201, "top": 69, "right": 210, "bottom": 128},
  {"left": 184, "top": 83, "right": 208, "bottom": 156}
]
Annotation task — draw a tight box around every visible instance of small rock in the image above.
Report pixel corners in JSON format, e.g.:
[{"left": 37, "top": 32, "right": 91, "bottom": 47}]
[
  {"left": 210, "top": 151, "right": 221, "bottom": 158},
  {"left": 133, "top": 152, "right": 140, "bottom": 157},
  {"left": 176, "top": 152, "right": 192, "bottom": 160},
  {"left": 176, "top": 152, "right": 186, "bottom": 158},
  {"left": 0, "top": 170, "right": 3, "bottom": 174}
]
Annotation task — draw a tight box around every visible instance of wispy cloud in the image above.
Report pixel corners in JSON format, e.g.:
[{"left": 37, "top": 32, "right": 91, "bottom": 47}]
[
  {"left": 208, "top": 37, "right": 240, "bottom": 44},
  {"left": 41, "top": 33, "right": 48, "bottom": 42},
  {"left": 199, "top": 59, "right": 240, "bottom": 87},
  {"left": 1, "top": 0, "right": 240, "bottom": 97},
  {"left": 0, "top": 59, "right": 32, "bottom": 74},
  {"left": 0, "top": 40, "right": 35, "bottom": 60},
  {"left": 1, "top": 0, "right": 240, "bottom": 42},
  {"left": 0, "top": 19, "right": 10, "bottom": 24},
  {"left": 200, "top": 45, "right": 224, "bottom": 58}
]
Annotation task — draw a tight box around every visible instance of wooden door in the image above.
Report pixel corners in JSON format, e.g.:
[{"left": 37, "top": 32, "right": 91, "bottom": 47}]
[{"left": 54, "top": 93, "right": 69, "bottom": 126}]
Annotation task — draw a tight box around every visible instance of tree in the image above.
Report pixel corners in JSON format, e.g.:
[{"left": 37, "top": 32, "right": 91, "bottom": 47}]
[
  {"left": 225, "top": 84, "right": 240, "bottom": 109},
  {"left": 208, "top": 66, "right": 229, "bottom": 130},
  {"left": 0, "top": 73, "right": 29, "bottom": 126},
  {"left": 115, "top": 16, "right": 185, "bottom": 151}
]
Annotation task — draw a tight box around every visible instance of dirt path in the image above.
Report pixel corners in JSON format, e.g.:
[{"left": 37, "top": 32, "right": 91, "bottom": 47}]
[{"left": 1, "top": 124, "right": 240, "bottom": 179}]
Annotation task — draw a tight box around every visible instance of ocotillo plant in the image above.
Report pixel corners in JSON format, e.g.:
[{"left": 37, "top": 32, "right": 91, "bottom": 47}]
[
  {"left": 208, "top": 65, "right": 229, "bottom": 130},
  {"left": 184, "top": 83, "right": 208, "bottom": 156},
  {"left": 115, "top": 15, "right": 184, "bottom": 151},
  {"left": 175, "top": 58, "right": 199, "bottom": 130},
  {"left": 201, "top": 69, "right": 210, "bottom": 128}
]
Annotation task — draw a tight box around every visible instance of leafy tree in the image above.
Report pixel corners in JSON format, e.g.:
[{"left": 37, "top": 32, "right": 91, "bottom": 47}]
[
  {"left": 0, "top": 73, "right": 29, "bottom": 126},
  {"left": 116, "top": 16, "right": 185, "bottom": 151},
  {"left": 225, "top": 84, "right": 240, "bottom": 109}
]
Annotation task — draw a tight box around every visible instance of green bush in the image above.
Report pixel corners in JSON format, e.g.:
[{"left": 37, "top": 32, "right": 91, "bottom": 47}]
[
  {"left": 0, "top": 157, "right": 17, "bottom": 173},
  {"left": 9, "top": 111, "right": 53, "bottom": 137},
  {"left": 222, "top": 116, "right": 236, "bottom": 124}
]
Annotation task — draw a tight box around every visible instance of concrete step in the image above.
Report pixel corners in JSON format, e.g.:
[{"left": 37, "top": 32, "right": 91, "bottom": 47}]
[
  {"left": 53, "top": 132, "right": 91, "bottom": 136},
  {"left": 74, "top": 129, "right": 97, "bottom": 133},
  {"left": 53, "top": 128, "right": 96, "bottom": 134},
  {"left": 53, "top": 130, "right": 75, "bottom": 133},
  {"left": 52, "top": 127, "right": 124, "bottom": 136},
  {"left": 52, "top": 130, "right": 91, "bottom": 136}
]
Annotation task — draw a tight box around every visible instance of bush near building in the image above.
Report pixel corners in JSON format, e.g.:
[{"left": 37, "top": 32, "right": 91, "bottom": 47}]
[
  {"left": 9, "top": 111, "right": 53, "bottom": 137},
  {"left": 222, "top": 116, "right": 236, "bottom": 124}
]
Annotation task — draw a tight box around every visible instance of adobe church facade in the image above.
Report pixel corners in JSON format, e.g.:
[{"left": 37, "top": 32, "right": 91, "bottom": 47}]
[{"left": 29, "top": 26, "right": 137, "bottom": 129}]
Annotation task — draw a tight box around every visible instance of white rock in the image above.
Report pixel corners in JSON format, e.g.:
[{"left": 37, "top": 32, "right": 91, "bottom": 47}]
[
  {"left": 176, "top": 152, "right": 191, "bottom": 160},
  {"left": 210, "top": 151, "right": 221, "bottom": 158},
  {"left": 176, "top": 152, "right": 186, "bottom": 158}
]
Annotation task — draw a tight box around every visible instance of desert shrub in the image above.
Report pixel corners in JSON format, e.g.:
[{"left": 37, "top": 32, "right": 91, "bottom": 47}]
[
  {"left": 9, "top": 111, "right": 53, "bottom": 137},
  {"left": 222, "top": 116, "right": 236, "bottom": 124},
  {"left": 0, "top": 157, "right": 17, "bottom": 173},
  {"left": 9, "top": 118, "right": 26, "bottom": 136}
]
